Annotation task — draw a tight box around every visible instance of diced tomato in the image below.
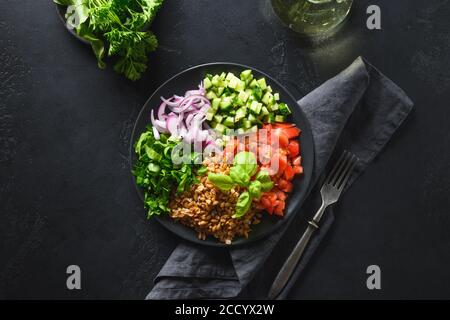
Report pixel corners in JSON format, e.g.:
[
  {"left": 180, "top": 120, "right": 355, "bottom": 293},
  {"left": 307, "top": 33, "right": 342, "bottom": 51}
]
[
  {"left": 261, "top": 197, "right": 271, "bottom": 209},
  {"left": 267, "top": 192, "right": 278, "bottom": 203},
  {"left": 287, "top": 140, "right": 300, "bottom": 158},
  {"left": 293, "top": 165, "right": 303, "bottom": 175},
  {"left": 278, "top": 180, "right": 293, "bottom": 193},
  {"left": 273, "top": 123, "right": 295, "bottom": 129},
  {"left": 293, "top": 156, "right": 302, "bottom": 166},
  {"left": 281, "top": 127, "right": 301, "bottom": 139},
  {"left": 278, "top": 154, "right": 288, "bottom": 173},
  {"left": 274, "top": 201, "right": 285, "bottom": 216},
  {"left": 284, "top": 165, "right": 295, "bottom": 181},
  {"left": 274, "top": 189, "right": 287, "bottom": 201},
  {"left": 278, "top": 132, "right": 290, "bottom": 148}
]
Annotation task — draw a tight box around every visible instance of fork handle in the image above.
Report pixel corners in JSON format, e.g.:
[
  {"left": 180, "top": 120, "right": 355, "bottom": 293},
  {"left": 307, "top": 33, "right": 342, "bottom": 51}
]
[
  {"left": 268, "top": 202, "right": 328, "bottom": 299},
  {"left": 268, "top": 222, "right": 318, "bottom": 299}
]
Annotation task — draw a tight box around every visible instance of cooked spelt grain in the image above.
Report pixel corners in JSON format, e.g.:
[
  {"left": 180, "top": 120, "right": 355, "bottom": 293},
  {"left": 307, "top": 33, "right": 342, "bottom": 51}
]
[{"left": 168, "top": 156, "right": 261, "bottom": 244}]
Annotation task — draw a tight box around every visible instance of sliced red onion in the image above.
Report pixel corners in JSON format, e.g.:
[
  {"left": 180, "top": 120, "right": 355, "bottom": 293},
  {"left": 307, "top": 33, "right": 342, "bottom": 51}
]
[
  {"left": 152, "top": 83, "right": 212, "bottom": 144},
  {"left": 152, "top": 126, "right": 160, "bottom": 140},
  {"left": 166, "top": 115, "right": 179, "bottom": 134},
  {"left": 151, "top": 110, "right": 168, "bottom": 133},
  {"left": 158, "top": 102, "right": 167, "bottom": 121}
]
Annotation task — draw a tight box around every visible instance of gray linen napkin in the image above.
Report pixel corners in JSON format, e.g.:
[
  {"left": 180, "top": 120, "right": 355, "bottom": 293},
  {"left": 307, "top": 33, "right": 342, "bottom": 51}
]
[{"left": 147, "top": 57, "right": 414, "bottom": 300}]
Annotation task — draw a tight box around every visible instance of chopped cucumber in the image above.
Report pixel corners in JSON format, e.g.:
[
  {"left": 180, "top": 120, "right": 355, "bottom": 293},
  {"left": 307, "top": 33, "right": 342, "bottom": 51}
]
[
  {"left": 223, "top": 116, "right": 235, "bottom": 128},
  {"left": 211, "top": 75, "right": 222, "bottom": 87},
  {"left": 275, "top": 115, "right": 286, "bottom": 122},
  {"left": 278, "top": 103, "right": 292, "bottom": 115},
  {"left": 228, "top": 77, "right": 239, "bottom": 90},
  {"left": 235, "top": 107, "right": 247, "bottom": 122},
  {"left": 212, "top": 98, "right": 221, "bottom": 110},
  {"left": 203, "top": 77, "right": 212, "bottom": 89},
  {"left": 206, "top": 91, "right": 217, "bottom": 100},
  {"left": 205, "top": 70, "right": 293, "bottom": 131},
  {"left": 262, "top": 92, "right": 274, "bottom": 105},
  {"left": 240, "top": 70, "right": 252, "bottom": 80},
  {"left": 249, "top": 79, "right": 258, "bottom": 88},
  {"left": 248, "top": 113, "right": 257, "bottom": 124},
  {"left": 238, "top": 91, "right": 249, "bottom": 103},
  {"left": 257, "top": 78, "right": 267, "bottom": 90},
  {"left": 215, "top": 123, "right": 226, "bottom": 134},
  {"left": 236, "top": 128, "right": 246, "bottom": 135},
  {"left": 269, "top": 103, "right": 279, "bottom": 112},
  {"left": 253, "top": 87, "right": 263, "bottom": 100},
  {"left": 206, "top": 108, "right": 216, "bottom": 121},
  {"left": 220, "top": 97, "right": 232, "bottom": 111},
  {"left": 213, "top": 114, "right": 223, "bottom": 123},
  {"left": 242, "top": 119, "right": 253, "bottom": 129},
  {"left": 226, "top": 72, "right": 236, "bottom": 81},
  {"left": 249, "top": 101, "right": 262, "bottom": 115}
]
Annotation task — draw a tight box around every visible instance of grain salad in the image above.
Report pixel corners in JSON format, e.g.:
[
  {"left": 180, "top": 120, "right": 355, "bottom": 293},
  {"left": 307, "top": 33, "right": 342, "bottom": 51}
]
[{"left": 133, "top": 70, "right": 304, "bottom": 244}]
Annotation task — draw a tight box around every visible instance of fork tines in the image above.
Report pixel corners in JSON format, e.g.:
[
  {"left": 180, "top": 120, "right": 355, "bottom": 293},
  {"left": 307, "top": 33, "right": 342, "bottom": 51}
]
[{"left": 326, "top": 151, "right": 359, "bottom": 190}]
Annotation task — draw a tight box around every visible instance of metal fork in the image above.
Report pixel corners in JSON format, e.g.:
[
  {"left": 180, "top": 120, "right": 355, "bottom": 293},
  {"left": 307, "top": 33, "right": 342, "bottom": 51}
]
[{"left": 268, "top": 151, "right": 359, "bottom": 299}]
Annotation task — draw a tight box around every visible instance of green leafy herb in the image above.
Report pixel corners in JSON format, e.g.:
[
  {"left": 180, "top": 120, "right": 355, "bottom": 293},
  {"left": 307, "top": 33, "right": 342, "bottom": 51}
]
[
  {"left": 207, "top": 173, "right": 235, "bottom": 191},
  {"left": 207, "top": 151, "right": 275, "bottom": 219},
  {"left": 233, "top": 191, "right": 252, "bottom": 219},
  {"left": 197, "top": 166, "right": 208, "bottom": 176},
  {"left": 233, "top": 151, "right": 258, "bottom": 177},
  {"left": 255, "top": 169, "right": 274, "bottom": 192},
  {"left": 248, "top": 180, "right": 262, "bottom": 200},
  {"left": 229, "top": 166, "right": 250, "bottom": 187},
  {"left": 133, "top": 126, "right": 199, "bottom": 217},
  {"left": 54, "top": 0, "right": 163, "bottom": 80}
]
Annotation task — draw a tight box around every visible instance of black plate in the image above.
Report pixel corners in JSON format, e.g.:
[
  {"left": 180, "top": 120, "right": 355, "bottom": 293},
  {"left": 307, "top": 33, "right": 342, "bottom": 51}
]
[{"left": 130, "top": 63, "right": 314, "bottom": 247}]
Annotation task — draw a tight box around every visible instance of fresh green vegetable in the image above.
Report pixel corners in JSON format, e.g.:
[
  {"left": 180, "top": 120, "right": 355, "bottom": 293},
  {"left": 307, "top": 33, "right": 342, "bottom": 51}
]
[
  {"left": 207, "top": 151, "right": 274, "bottom": 218},
  {"left": 234, "top": 191, "right": 252, "bottom": 218},
  {"left": 248, "top": 180, "right": 262, "bottom": 200},
  {"left": 203, "top": 70, "right": 292, "bottom": 133},
  {"left": 54, "top": 0, "right": 163, "bottom": 81},
  {"left": 229, "top": 166, "right": 250, "bottom": 188},
  {"left": 207, "top": 173, "right": 235, "bottom": 191},
  {"left": 233, "top": 151, "right": 258, "bottom": 177},
  {"left": 133, "top": 126, "right": 201, "bottom": 217},
  {"left": 254, "top": 169, "right": 274, "bottom": 192}
]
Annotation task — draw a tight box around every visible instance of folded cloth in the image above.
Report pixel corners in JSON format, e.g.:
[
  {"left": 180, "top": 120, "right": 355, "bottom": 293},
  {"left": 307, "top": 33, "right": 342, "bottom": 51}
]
[{"left": 147, "top": 57, "right": 414, "bottom": 300}]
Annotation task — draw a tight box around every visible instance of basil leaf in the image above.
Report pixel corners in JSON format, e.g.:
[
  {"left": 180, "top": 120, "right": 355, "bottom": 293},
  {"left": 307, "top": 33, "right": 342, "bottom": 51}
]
[
  {"left": 249, "top": 180, "right": 262, "bottom": 199},
  {"left": 233, "top": 191, "right": 252, "bottom": 218},
  {"left": 233, "top": 151, "right": 258, "bottom": 177},
  {"left": 255, "top": 169, "right": 274, "bottom": 192},
  {"left": 196, "top": 166, "right": 208, "bottom": 176},
  {"left": 208, "top": 173, "right": 235, "bottom": 191},
  {"left": 229, "top": 166, "right": 250, "bottom": 187}
]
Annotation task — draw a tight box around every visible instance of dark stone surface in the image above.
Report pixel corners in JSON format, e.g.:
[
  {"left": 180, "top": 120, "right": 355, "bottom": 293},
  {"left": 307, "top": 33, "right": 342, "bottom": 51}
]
[{"left": 0, "top": 0, "right": 449, "bottom": 299}]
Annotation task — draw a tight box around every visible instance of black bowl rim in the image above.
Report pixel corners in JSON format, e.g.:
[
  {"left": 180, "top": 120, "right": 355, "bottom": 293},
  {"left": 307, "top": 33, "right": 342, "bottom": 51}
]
[{"left": 129, "top": 62, "right": 315, "bottom": 247}]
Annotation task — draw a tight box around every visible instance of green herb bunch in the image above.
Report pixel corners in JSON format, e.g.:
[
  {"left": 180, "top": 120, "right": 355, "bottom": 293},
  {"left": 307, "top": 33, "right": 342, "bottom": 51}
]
[
  {"left": 54, "top": 0, "right": 164, "bottom": 81},
  {"left": 208, "top": 152, "right": 274, "bottom": 218},
  {"left": 133, "top": 127, "right": 202, "bottom": 217}
]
